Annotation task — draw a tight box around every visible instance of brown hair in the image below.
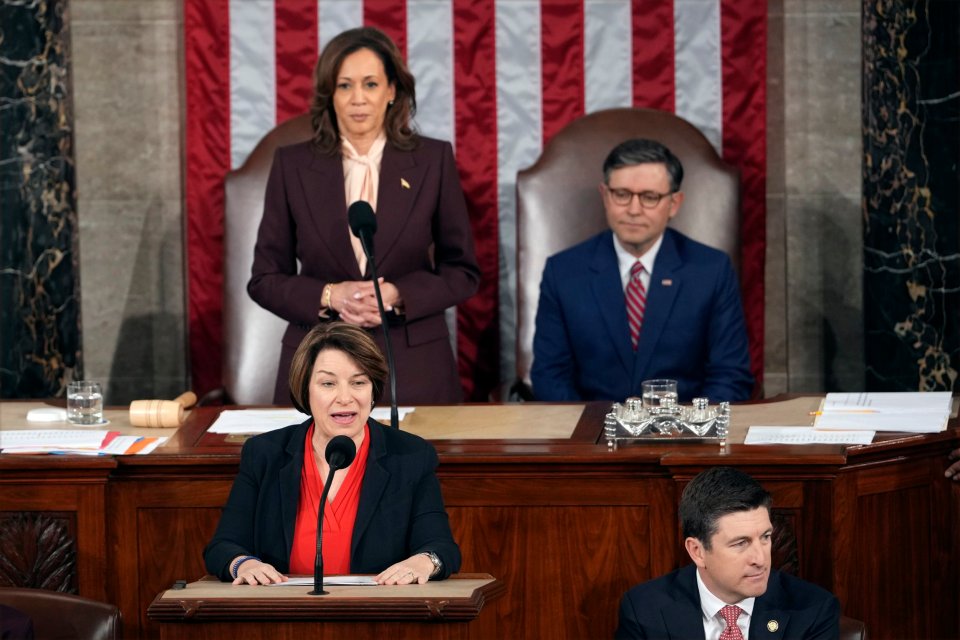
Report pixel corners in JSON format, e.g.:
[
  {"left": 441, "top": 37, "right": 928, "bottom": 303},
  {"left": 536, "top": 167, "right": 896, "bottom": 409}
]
[
  {"left": 288, "top": 322, "right": 389, "bottom": 413},
  {"left": 310, "top": 27, "right": 418, "bottom": 154}
]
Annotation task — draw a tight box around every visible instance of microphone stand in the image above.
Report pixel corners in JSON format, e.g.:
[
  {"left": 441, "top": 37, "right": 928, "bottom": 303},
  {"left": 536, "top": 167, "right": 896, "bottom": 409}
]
[
  {"left": 362, "top": 238, "right": 400, "bottom": 430},
  {"left": 310, "top": 462, "right": 342, "bottom": 596}
]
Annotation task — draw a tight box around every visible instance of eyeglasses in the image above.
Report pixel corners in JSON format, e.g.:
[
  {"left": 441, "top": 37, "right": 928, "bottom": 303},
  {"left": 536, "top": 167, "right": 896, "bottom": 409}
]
[{"left": 604, "top": 186, "right": 676, "bottom": 209}]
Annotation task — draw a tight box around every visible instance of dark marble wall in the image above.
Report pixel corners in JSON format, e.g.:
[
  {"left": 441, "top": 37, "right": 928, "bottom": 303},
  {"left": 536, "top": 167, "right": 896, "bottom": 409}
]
[
  {"left": 862, "top": 0, "right": 959, "bottom": 392},
  {"left": 0, "top": 0, "right": 81, "bottom": 397}
]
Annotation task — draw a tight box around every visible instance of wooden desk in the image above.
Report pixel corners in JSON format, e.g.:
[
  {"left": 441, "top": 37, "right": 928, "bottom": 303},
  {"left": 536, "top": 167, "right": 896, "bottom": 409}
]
[
  {"left": 147, "top": 574, "right": 504, "bottom": 639},
  {"left": 1, "top": 398, "right": 958, "bottom": 639}
]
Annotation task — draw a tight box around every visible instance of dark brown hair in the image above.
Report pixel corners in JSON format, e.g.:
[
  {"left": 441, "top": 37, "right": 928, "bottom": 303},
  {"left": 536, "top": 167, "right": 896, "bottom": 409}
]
[
  {"left": 310, "top": 27, "right": 418, "bottom": 154},
  {"left": 679, "top": 466, "right": 772, "bottom": 549},
  {"left": 288, "top": 322, "right": 389, "bottom": 414}
]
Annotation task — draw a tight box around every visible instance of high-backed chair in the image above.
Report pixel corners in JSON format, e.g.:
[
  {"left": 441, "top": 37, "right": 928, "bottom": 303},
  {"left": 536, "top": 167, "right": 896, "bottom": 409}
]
[
  {"left": 222, "top": 114, "right": 313, "bottom": 405},
  {"left": 840, "top": 615, "right": 867, "bottom": 640},
  {"left": 0, "top": 588, "right": 121, "bottom": 639},
  {"left": 514, "top": 108, "right": 741, "bottom": 397}
]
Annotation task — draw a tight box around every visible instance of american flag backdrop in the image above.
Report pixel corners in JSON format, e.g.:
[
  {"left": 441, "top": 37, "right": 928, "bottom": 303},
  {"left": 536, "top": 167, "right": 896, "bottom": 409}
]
[{"left": 184, "top": 0, "right": 766, "bottom": 400}]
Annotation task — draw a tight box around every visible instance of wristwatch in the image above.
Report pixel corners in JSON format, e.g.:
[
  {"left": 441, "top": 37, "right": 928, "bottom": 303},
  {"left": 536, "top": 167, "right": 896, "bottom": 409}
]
[{"left": 422, "top": 551, "right": 443, "bottom": 577}]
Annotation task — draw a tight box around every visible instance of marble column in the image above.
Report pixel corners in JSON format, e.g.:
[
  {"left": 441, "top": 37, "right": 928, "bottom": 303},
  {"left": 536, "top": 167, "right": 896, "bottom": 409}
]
[
  {"left": 0, "top": 0, "right": 82, "bottom": 397},
  {"left": 862, "top": 0, "right": 959, "bottom": 391}
]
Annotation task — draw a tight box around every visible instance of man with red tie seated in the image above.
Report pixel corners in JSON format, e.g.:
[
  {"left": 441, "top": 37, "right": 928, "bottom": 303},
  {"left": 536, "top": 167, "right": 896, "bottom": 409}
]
[
  {"left": 204, "top": 322, "right": 459, "bottom": 586},
  {"left": 615, "top": 467, "right": 840, "bottom": 639},
  {"left": 531, "top": 139, "right": 753, "bottom": 403}
]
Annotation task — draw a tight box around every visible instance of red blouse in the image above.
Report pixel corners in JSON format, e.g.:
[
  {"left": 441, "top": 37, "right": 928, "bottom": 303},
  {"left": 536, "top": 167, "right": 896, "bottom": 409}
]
[{"left": 288, "top": 422, "right": 370, "bottom": 575}]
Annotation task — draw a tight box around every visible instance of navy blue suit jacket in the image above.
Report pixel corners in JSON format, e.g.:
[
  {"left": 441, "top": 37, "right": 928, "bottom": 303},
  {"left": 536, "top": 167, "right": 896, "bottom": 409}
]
[
  {"left": 531, "top": 229, "right": 753, "bottom": 402},
  {"left": 204, "top": 418, "right": 461, "bottom": 581},
  {"left": 616, "top": 565, "right": 840, "bottom": 640}
]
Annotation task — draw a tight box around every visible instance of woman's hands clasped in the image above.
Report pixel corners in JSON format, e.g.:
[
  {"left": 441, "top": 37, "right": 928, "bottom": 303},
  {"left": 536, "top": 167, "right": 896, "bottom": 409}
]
[
  {"left": 328, "top": 279, "right": 403, "bottom": 328},
  {"left": 232, "top": 558, "right": 289, "bottom": 585},
  {"left": 375, "top": 553, "right": 435, "bottom": 585}
]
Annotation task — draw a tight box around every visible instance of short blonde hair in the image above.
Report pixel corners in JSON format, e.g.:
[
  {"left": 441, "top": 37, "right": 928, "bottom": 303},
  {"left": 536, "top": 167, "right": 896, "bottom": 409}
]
[{"left": 287, "top": 322, "right": 389, "bottom": 414}]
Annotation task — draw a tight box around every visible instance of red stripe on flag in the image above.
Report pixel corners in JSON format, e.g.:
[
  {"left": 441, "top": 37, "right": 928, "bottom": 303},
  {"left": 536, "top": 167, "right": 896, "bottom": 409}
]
[
  {"left": 721, "top": 0, "right": 766, "bottom": 387},
  {"left": 631, "top": 0, "right": 675, "bottom": 111},
  {"left": 275, "top": 0, "right": 318, "bottom": 124},
  {"left": 453, "top": 0, "right": 499, "bottom": 400},
  {"left": 365, "top": 1, "right": 407, "bottom": 59},
  {"left": 541, "top": 1, "right": 584, "bottom": 145},
  {"left": 184, "top": 0, "right": 231, "bottom": 396}
]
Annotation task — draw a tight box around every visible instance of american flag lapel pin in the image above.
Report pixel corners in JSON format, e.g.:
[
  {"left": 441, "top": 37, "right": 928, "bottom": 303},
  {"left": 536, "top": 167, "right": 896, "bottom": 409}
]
[
  {"left": 661, "top": 278, "right": 673, "bottom": 286},
  {"left": 400, "top": 177, "right": 410, "bottom": 189}
]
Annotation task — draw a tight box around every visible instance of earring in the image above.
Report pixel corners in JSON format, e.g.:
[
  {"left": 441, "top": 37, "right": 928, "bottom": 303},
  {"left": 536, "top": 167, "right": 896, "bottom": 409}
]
[{"left": 388, "top": 100, "right": 395, "bottom": 107}]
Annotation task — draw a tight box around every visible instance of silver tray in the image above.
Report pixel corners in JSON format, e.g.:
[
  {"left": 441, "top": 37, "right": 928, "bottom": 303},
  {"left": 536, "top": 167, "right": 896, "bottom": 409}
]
[{"left": 603, "top": 398, "right": 730, "bottom": 449}]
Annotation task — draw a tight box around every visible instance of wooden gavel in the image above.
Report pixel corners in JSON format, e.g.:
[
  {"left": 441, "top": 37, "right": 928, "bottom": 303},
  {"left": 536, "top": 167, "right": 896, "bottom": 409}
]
[{"left": 129, "top": 391, "right": 198, "bottom": 428}]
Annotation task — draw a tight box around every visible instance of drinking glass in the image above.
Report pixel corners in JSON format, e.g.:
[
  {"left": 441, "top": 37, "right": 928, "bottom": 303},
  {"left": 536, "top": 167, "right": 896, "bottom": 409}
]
[
  {"left": 67, "top": 381, "right": 104, "bottom": 425},
  {"left": 641, "top": 379, "right": 678, "bottom": 411}
]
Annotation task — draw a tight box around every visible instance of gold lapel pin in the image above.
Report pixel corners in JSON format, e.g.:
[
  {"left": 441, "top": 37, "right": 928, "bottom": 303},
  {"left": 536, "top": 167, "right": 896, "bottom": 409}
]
[
  {"left": 400, "top": 178, "right": 410, "bottom": 189},
  {"left": 767, "top": 620, "right": 779, "bottom": 632},
  {"left": 661, "top": 278, "right": 673, "bottom": 286}
]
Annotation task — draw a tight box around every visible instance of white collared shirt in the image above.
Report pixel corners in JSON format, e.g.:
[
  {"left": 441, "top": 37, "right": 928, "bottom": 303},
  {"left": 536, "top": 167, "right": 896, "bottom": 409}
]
[
  {"left": 696, "top": 568, "right": 755, "bottom": 640},
  {"left": 613, "top": 233, "right": 663, "bottom": 293}
]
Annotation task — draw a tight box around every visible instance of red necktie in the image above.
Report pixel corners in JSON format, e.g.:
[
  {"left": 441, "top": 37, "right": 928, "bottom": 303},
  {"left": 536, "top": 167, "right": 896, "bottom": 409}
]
[
  {"left": 719, "top": 605, "right": 745, "bottom": 640},
  {"left": 625, "top": 261, "right": 646, "bottom": 350}
]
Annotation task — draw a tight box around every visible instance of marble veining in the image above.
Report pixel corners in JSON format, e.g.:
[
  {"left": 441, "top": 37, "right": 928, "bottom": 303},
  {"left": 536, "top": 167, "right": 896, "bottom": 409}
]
[
  {"left": 862, "top": 0, "right": 959, "bottom": 391},
  {"left": 0, "top": 0, "right": 81, "bottom": 397}
]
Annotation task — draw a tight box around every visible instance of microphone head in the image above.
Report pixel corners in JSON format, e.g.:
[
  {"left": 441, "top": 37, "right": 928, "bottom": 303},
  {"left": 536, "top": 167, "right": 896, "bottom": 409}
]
[
  {"left": 347, "top": 200, "right": 377, "bottom": 239},
  {"left": 325, "top": 435, "right": 357, "bottom": 469}
]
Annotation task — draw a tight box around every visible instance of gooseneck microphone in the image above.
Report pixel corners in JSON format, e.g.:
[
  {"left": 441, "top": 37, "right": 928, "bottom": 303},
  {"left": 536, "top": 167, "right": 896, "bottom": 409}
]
[
  {"left": 348, "top": 201, "right": 400, "bottom": 430},
  {"left": 310, "top": 435, "right": 357, "bottom": 596}
]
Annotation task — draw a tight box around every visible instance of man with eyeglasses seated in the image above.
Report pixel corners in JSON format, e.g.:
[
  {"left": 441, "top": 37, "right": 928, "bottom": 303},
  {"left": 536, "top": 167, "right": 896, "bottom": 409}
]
[{"left": 531, "top": 138, "right": 753, "bottom": 403}]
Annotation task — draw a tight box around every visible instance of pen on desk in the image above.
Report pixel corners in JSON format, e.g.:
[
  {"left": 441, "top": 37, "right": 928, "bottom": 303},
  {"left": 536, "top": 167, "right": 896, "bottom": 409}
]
[{"left": 808, "top": 410, "right": 878, "bottom": 415}]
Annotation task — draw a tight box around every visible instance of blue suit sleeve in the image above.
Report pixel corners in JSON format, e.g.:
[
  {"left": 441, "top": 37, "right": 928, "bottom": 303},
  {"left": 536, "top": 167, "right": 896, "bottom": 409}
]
[
  {"left": 700, "top": 258, "right": 754, "bottom": 402},
  {"left": 531, "top": 259, "right": 583, "bottom": 401},
  {"left": 408, "top": 445, "right": 461, "bottom": 579}
]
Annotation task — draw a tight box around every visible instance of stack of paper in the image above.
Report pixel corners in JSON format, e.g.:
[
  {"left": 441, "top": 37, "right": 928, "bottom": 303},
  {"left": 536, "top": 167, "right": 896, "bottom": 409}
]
[
  {"left": 814, "top": 392, "right": 952, "bottom": 433},
  {"left": 0, "top": 430, "right": 168, "bottom": 455},
  {"left": 207, "top": 407, "right": 415, "bottom": 434}
]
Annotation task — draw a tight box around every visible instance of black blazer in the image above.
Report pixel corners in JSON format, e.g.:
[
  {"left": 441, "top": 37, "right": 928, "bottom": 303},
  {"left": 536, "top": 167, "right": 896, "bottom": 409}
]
[
  {"left": 204, "top": 418, "right": 461, "bottom": 581},
  {"left": 615, "top": 564, "right": 839, "bottom": 640}
]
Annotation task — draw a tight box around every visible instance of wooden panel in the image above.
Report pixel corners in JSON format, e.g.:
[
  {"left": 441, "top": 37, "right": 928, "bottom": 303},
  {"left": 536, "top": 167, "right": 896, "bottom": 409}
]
[{"left": 157, "top": 619, "right": 482, "bottom": 639}]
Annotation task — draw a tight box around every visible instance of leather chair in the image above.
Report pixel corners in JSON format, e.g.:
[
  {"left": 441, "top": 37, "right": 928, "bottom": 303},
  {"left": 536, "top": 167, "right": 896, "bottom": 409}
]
[
  {"left": 513, "top": 107, "right": 741, "bottom": 397},
  {"left": 0, "top": 588, "right": 121, "bottom": 639},
  {"left": 840, "top": 615, "right": 867, "bottom": 640},
  {"left": 221, "top": 114, "right": 314, "bottom": 405}
]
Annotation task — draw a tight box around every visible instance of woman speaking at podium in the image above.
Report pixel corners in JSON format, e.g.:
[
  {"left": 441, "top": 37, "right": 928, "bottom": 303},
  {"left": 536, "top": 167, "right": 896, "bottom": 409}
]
[
  {"left": 247, "top": 26, "right": 479, "bottom": 406},
  {"left": 204, "top": 323, "right": 460, "bottom": 585}
]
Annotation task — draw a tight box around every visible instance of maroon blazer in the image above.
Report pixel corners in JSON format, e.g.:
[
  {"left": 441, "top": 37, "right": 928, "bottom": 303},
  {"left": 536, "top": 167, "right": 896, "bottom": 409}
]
[{"left": 248, "top": 136, "right": 480, "bottom": 404}]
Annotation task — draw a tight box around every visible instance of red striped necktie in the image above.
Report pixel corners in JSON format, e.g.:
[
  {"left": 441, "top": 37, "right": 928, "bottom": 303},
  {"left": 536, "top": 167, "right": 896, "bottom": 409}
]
[{"left": 626, "top": 261, "right": 646, "bottom": 350}]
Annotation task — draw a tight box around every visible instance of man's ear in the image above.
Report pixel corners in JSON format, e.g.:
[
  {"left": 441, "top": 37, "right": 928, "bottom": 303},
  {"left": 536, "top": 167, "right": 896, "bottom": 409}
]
[
  {"left": 685, "top": 536, "right": 707, "bottom": 568},
  {"left": 668, "top": 190, "right": 684, "bottom": 218}
]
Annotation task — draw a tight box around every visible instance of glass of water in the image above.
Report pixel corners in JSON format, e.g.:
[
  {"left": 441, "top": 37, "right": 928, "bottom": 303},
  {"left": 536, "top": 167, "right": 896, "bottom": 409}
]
[
  {"left": 67, "top": 381, "right": 105, "bottom": 425},
  {"left": 641, "top": 379, "right": 679, "bottom": 412}
]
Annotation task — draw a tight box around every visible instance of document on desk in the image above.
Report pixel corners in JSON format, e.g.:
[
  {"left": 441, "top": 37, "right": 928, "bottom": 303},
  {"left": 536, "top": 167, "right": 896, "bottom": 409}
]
[
  {"left": 745, "top": 427, "right": 875, "bottom": 445},
  {"left": 814, "top": 392, "right": 951, "bottom": 433},
  {"left": 268, "top": 576, "right": 378, "bottom": 587},
  {"left": 208, "top": 408, "right": 416, "bottom": 434}
]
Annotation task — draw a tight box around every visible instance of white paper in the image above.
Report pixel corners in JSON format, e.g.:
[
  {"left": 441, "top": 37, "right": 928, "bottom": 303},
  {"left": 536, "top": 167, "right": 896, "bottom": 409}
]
[
  {"left": 268, "top": 575, "right": 378, "bottom": 587},
  {"left": 0, "top": 430, "right": 109, "bottom": 450},
  {"left": 815, "top": 392, "right": 950, "bottom": 433},
  {"left": 745, "top": 427, "right": 875, "bottom": 445},
  {"left": 207, "top": 408, "right": 416, "bottom": 434}
]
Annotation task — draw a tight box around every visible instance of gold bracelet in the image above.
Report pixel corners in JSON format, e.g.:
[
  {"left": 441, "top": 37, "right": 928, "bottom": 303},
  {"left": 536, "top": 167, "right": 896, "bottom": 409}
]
[{"left": 322, "top": 283, "right": 333, "bottom": 309}]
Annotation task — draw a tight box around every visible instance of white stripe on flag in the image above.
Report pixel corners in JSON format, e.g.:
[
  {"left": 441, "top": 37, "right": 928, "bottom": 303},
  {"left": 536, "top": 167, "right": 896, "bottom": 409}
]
[
  {"left": 408, "top": 0, "right": 455, "bottom": 145},
  {"left": 319, "top": 0, "right": 363, "bottom": 52},
  {"left": 496, "top": 0, "right": 542, "bottom": 389},
  {"left": 406, "top": 0, "right": 458, "bottom": 357},
  {"left": 584, "top": 0, "right": 633, "bottom": 113},
  {"left": 229, "top": 0, "right": 276, "bottom": 170},
  {"left": 674, "top": 0, "right": 723, "bottom": 153}
]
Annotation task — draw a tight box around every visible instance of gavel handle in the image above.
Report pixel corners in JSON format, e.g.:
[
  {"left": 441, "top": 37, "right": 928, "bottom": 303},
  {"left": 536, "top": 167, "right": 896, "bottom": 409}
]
[{"left": 173, "top": 391, "right": 198, "bottom": 409}]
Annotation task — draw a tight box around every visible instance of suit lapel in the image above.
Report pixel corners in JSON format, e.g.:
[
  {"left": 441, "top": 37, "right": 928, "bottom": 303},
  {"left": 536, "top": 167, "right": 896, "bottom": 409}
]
[
  {"left": 280, "top": 419, "right": 311, "bottom": 562},
  {"left": 663, "top": 565, "right": 708, "bottom": 640},
  {"left": 590, "top": 233, "right": 634, "bottom": 374},
  {"left": 750, "top": 572, "right": 789, "bottom": 640},
  {"left": 301, "top": 151, "right": 363, "bottom": 279},
  {"left": 375, "top": 145, "right": 427, "bottom": 266},
  {"left": 351, "top": 421, "right": 389, "bottom": 559},
  {"left": 633, "top": 229, "right": 681, "bottom": 385}
]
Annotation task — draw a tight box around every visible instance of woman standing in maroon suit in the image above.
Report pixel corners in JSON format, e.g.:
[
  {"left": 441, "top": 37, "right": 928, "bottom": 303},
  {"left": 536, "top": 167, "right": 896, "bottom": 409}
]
[{"left": 248, "top": 27, "right": 480, "bottom": 405}]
